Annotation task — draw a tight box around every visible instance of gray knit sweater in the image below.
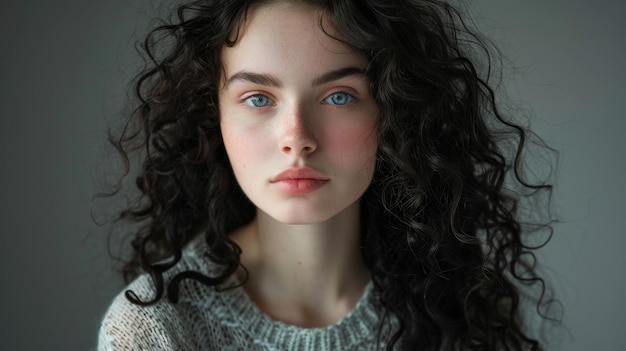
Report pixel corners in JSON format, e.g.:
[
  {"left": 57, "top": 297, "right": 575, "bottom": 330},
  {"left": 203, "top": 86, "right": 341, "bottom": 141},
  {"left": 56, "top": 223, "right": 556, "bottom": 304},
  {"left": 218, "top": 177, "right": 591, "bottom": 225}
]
[{"left": 98, "top": 236, "right": 393, "bottom": 350}]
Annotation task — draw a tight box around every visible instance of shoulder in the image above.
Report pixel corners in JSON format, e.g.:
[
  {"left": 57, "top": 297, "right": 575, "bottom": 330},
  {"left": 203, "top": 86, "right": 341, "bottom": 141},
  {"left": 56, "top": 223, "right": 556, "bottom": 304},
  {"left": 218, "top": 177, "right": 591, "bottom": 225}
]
[
  {"left": 97, "top": 275, "right": 198, "bottom": 350},
  {"left": 97, "top": 235, "right": 219, "bottom": 351}
]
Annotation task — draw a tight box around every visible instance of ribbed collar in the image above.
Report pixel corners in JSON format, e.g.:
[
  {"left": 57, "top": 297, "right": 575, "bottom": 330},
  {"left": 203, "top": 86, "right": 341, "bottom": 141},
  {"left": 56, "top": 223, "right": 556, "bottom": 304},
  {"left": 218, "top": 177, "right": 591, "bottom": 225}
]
[{"left": 218, "top": 277, "right": 380, "bottom": 350}]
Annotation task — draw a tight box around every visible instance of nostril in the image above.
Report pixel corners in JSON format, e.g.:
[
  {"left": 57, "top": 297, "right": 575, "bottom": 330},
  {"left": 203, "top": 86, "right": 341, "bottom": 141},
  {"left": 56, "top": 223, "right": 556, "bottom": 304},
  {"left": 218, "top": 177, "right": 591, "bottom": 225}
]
[{"left": 280, "top": 141, "right": 316, "bottom": 155}]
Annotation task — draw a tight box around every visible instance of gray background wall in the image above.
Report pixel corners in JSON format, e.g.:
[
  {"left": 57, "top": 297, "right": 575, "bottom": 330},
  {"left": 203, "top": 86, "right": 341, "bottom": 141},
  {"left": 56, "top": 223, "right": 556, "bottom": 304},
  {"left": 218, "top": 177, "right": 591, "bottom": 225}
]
[{"left": 0, "top": 0, "right": 623, "bottom": 350}]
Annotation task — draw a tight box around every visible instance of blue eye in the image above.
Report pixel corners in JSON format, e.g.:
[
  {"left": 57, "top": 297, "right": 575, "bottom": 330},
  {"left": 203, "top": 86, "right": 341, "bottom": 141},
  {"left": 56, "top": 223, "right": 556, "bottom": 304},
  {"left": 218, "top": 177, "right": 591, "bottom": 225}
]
[
  {"left": 244, "top": 94, "right": 273, "bottom": 108},
  {"left": 324, "top": 92, "right": 354, "bottom": 106}
]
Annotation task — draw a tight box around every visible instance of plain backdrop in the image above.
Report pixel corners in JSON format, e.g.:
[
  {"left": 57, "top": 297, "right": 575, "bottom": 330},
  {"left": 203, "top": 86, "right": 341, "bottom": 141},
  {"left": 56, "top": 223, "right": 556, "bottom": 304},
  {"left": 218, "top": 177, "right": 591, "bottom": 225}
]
[{"left": 0, "top": 1, "right": 624, "bottom": 350}]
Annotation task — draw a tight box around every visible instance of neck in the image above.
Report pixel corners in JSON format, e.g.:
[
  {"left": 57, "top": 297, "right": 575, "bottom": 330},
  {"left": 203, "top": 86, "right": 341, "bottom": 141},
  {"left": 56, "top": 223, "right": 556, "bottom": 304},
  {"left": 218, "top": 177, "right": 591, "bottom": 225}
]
[{"left": 231, "top": 201, "right": 370, "bottom": 327}]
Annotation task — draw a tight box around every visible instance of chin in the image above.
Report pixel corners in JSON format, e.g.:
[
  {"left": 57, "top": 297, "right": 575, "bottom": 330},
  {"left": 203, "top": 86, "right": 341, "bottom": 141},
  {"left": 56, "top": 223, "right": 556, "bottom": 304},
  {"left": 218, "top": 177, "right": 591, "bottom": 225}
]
[
  {"left": 271, "top": 213, "right": 334, "bottom": 225},
  {"left": 261, "top": 206, "right": 338, "bottom": 225}
]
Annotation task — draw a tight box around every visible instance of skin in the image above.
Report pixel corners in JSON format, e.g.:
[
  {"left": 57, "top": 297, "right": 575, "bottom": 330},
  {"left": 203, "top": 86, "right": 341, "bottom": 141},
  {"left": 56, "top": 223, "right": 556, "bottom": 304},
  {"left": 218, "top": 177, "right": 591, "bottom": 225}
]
[{"left": 219, "top": 2, "right": 378, "bottom": 327}]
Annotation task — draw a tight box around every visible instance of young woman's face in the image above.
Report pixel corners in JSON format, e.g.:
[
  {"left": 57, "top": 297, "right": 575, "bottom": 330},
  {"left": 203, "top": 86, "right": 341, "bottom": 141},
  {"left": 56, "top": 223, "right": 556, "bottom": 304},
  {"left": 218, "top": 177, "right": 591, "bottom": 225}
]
[{"left": 219, "top": 3, "right": 378, "bottom": 224}]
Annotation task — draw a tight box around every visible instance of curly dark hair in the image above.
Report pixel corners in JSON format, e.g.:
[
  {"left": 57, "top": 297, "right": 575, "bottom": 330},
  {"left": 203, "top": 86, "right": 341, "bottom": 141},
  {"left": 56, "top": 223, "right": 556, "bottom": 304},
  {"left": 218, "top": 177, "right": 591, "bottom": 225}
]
[{"left": 106, "top": 0, "right": 558, "bottom": 349}]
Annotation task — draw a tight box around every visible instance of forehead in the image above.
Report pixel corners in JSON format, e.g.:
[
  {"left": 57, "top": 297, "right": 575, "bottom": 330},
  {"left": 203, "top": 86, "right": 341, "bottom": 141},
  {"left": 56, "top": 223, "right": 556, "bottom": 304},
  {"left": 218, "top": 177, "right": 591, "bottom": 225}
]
[{"left": 221, "top": 3, "right": 365, "bottom": 78}]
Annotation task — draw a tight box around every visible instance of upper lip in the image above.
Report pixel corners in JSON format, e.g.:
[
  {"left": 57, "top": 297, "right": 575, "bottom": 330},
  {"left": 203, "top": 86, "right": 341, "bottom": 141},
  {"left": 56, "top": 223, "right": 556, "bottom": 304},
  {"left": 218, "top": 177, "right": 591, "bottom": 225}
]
[{"left": 270, "top": 167, "right": 329, "bottom": 182}]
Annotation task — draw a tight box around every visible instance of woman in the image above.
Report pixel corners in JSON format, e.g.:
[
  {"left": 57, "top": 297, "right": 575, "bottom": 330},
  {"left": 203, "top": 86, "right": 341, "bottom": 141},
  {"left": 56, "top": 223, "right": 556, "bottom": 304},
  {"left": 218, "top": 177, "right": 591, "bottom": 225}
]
[{"left": 98, "top": 0, "right": 556, "bottom": 349}]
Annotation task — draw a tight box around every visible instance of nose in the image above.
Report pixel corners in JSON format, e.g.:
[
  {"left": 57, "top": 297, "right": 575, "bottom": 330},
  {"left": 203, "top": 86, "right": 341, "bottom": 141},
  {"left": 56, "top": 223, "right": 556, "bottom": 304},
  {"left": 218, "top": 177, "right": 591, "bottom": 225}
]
[{"left": 279, "top": 105, "right": 317, "bottom": 156}]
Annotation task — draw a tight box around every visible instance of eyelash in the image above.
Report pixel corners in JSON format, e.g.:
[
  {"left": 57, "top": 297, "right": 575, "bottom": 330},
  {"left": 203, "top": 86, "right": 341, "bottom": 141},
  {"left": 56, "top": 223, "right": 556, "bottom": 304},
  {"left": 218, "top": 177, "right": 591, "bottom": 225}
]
[
  {"left": 241, "top": 91, "right": 356, "bottom": 109},
  {"left": 322, "top": 91, "right": 355, "bottom": 106},
  {"left": 244, "top": 94, "right": 274, "bottom": 108}
]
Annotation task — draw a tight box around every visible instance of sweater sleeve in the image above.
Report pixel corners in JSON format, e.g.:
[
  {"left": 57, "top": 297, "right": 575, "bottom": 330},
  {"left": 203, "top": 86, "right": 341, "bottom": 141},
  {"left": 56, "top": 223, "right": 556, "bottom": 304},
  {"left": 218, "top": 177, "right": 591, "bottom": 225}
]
[{"left": 97, "top": 280, "right": 198, "bottom": 351}]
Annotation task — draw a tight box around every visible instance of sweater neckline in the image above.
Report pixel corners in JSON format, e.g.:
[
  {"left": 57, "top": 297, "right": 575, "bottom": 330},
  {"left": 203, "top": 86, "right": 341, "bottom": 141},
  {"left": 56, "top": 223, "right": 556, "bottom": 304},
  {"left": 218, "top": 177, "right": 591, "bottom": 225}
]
[{"left": 218, "top": 275, "right": 380, "bottom": 349}]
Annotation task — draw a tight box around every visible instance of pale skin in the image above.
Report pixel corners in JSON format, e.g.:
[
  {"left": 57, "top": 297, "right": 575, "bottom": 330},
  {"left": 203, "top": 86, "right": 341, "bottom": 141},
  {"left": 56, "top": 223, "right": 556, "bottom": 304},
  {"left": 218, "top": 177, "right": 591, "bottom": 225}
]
[{"left": 219, "top": 3, "right": 378, "bottom": 328}]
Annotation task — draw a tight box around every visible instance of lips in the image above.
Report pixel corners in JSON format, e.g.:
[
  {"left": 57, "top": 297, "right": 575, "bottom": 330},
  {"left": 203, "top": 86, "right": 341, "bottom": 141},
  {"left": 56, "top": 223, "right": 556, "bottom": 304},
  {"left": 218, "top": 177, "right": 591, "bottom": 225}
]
[{"left": 270, "top": 167, "right": 329, "bottom": 195}]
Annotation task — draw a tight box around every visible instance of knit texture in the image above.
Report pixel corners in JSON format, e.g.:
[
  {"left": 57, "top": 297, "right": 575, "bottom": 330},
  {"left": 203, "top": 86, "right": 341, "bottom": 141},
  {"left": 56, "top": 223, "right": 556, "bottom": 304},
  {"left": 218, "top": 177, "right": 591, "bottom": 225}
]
[{"left": 98, "top": 236, "right": 393, "bottom": 350}]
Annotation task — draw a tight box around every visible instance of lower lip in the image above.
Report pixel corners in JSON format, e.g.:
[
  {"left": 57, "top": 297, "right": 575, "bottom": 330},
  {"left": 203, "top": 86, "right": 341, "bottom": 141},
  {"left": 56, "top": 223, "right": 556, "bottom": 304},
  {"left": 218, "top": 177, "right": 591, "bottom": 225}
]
[{"left": 271, "top": 179, "right": 329, "bottom": 195}]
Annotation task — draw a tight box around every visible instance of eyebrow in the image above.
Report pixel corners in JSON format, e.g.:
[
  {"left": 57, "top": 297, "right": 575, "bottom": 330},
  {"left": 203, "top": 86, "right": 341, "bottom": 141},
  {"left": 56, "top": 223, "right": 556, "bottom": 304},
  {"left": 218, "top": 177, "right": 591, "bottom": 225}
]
[
  {"left": 224, "top": 66, "right": 366, "bottom": 88},
  {"left": 311, "top": 67, "right": 366, "bottom": 86}
]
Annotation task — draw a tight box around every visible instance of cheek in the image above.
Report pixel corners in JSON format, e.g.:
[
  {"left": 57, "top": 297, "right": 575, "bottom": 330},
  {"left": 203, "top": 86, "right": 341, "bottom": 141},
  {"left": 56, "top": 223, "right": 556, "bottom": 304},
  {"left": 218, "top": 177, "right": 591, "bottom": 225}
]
[
  {"left": 325, "top": 123, "right": 378, "bottom": 168},
  {"left": 221, "top": 122, "right": 254, "bottom": 169},
  {"left": 325, "top": 125, "right": 378, "bottom": 201},
  {"left": 221, "top": 120, "right": 274, "bottom": 185}
]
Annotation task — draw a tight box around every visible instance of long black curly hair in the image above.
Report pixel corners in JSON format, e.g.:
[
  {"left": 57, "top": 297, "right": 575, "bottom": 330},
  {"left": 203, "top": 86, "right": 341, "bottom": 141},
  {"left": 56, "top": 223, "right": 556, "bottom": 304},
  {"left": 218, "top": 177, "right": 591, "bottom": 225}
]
[{"left": 105, "top": 0, "right": 558, "bottom": 349}]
